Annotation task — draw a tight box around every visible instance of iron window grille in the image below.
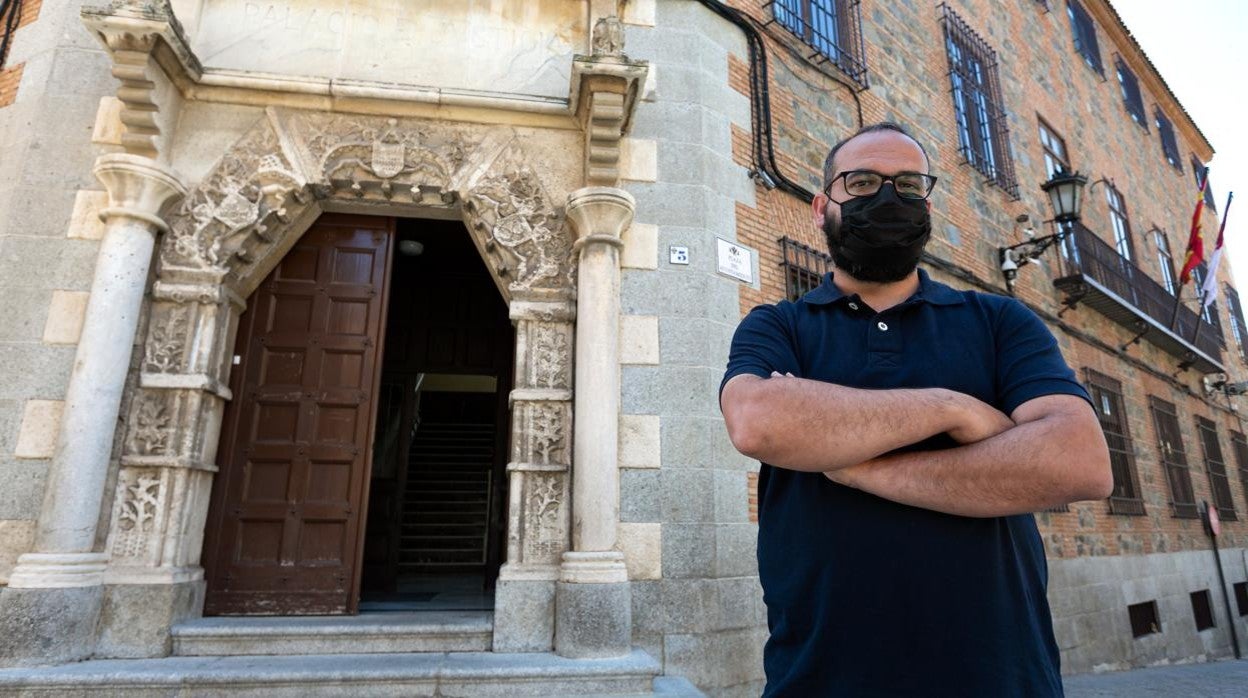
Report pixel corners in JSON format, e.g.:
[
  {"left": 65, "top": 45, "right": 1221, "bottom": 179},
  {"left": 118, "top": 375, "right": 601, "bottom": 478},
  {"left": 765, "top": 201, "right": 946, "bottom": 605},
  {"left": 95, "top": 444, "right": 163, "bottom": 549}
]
[
  {"left": 940, "top": 4, "right": 1019, "bottom": 199},
  {"left": 1149, "top": 396, "right": 1199, "bottom": 519},
  {"left": 1190, "top": 589, "right": 1216, "bottom": 631},
  {"left": 1037, "top": 118, "right": 1070, "bottom": 179},
  {"left": 779, "top": 237, "right": 832, "bottom": 302},
  {"left": 1155, "top": 108, "right": 1183, "bottom": 171},
  {"left": 1195, "top": 417, "right": 1237, "bottom": 521},
  {"left": 1128, "top": 600, "right": 1161, "bottom": 638},
  {"left": 1115, "top": 58, "right": 1147, "bottom": 130},
  {"left": 1226, "top": 286, "right": 1248, "bottom": 363},
  {"left": 1066, "top": 0, "right": 1104, "bottom": 76},
  {"left": 1085, "top": 370, "right": 1144, "bottom": 515},
  {"left": 768, "top": 0, "right": 869, "bottom": 89},
  {"left": 1191, "top": 158, "right": 1217, "bottom": 211},
  {"left": 1230, "top": 432, "right": 1248, "bottom": 517},
  {"left": 1153, "top": 228, "right": 1178, "bottom": 296}
]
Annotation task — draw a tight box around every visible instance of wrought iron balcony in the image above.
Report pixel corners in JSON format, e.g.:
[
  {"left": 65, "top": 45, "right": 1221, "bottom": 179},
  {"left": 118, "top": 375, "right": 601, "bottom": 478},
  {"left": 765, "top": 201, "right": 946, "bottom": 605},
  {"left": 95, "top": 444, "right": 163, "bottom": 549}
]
[{"left": 1053, "top": 222, "right": 1224, "bottom": 373}]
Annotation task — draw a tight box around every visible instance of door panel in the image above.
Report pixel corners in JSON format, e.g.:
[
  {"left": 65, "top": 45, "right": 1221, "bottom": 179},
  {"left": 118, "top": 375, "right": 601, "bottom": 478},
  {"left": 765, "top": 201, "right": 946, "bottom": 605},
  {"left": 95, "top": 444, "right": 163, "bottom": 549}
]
[{"left": 203, "top": 214, "right": 394, "bottom": 615}]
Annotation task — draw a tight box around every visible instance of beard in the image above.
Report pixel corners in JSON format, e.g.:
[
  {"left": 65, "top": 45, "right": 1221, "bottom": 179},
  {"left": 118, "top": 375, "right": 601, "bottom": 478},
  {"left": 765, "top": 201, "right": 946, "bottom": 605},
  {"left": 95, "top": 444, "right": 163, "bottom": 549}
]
[{"left": 821, "top": 215, "right": 921, "bottom": 283}]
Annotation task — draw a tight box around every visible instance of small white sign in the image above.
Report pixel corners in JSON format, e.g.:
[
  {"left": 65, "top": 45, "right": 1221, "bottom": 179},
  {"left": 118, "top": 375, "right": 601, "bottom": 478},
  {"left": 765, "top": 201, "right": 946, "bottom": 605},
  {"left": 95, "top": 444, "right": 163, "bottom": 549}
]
[
  {"left": 716, "top": 238, "right": 754, "bottom": 284},
  {"left": 669, "top": 246, "right": 690, "bottom": 265}
]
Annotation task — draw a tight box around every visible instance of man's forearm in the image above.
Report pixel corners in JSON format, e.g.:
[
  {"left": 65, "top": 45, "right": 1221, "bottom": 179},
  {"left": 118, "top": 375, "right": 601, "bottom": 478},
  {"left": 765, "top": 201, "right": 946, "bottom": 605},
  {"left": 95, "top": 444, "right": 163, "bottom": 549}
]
[
  {"left": 826, "top": 402, "right": 1112, "bottom": 517},
  {"left": 722, "top": 375, "right": 976, "bottom": 472}
]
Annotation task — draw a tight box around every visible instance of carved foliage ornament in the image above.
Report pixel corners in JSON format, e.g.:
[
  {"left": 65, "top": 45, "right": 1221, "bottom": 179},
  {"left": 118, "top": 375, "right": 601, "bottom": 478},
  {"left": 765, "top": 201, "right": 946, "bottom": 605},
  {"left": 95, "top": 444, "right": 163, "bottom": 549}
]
[
  {"left": 112, "top": 469, "right": 162, "bottom": 559},
  {"left": 143, "top": 307, "right": 187, "bottom": 373},
  {"left": 524, "top": 473, "right": 566, "bottom": 563},
  {"left": 130, "top": 394, "right": 172, "bottom": 455}
]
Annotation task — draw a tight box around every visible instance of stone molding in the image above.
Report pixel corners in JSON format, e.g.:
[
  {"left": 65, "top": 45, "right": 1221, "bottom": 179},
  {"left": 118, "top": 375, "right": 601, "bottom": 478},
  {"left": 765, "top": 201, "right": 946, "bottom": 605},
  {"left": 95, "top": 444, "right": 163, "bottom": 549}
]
[{"left": 569, "top": 19, "right": 649, "bottom": 186}]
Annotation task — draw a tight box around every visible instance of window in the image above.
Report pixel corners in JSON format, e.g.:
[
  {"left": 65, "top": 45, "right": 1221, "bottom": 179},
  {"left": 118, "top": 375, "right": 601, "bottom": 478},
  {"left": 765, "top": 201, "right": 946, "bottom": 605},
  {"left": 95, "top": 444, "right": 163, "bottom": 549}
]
[
  {"left": 1235, "top": 581, "right": 1248, "bottom": 617},
  {"left": 941, "top": 5, "right": 1019, "bottom": 198},
  {"left": 1116, "top": 59, "right": 1147, "bottom": 129},
  {"left": 1191, "top": 264, "right": 1220, "bottom": 328},
  {"left": 1195, "top": 417, "right": 1237, "bottom": 521},
  {"left": 1190, "top": 590, "right": 1215, "bottom": 631},
  {"left": 779, "top": 237, "right": 832, "bottom": 302},
  {"left": 1066, "top": 0, "right": 1103, "bottom": 75},
  {"left": 1227, "top": 286, "right": 1248, "bottom": 362},
  {"left": 1155, "top": 108, "right": 1182, "bottom": 171},
  {"left": 1128, "top": 600, "right": 1160, "bottom": 638},
  {"left": 1149, "top": 397, "right": 1198, "bottom": 518},
  {"left": 1191, "top": 157, "right": 1217, "bottom": 211},
  {"left": 1037, "top": 118, "right": 1069, "bottom": 178},
  {"left": 1086, "top": 370, "right": 1144, "bottom": 515},
  {"left": 1154, "top": 229, "right": 1178, "bottom": 296},
  {"left": 1230, "top": 432, "right": 1248, "bottom": 516},
  {"left": 1105, "top": 184, "right": 1134, "bottom": 262},
  {"left": 772, "top": 0, "right": 868, "bottom": 88}
]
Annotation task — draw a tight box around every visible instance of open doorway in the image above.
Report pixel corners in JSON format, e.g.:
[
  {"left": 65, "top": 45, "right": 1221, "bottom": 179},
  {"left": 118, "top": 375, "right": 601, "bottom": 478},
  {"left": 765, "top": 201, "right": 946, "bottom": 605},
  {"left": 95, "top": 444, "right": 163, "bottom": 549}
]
[{"left": 359, "top": 217, "right": 515, "bottom": 612}]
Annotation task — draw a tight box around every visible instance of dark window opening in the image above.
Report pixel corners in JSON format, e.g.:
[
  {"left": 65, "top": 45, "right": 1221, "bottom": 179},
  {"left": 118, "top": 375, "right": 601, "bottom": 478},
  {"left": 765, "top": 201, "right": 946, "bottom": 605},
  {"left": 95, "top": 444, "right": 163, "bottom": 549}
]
[
  {"left": 1230, "top": 432, "right": 1248, "bottom": 516},
  {"left": 1155, "top": 108, "right": 1183, "bottom": 171},
  {"left": 940, "top": 4, "right": 1019, "bottom": 198},
  {"left": 1067, "top": 0, "right": 1103, "bottom": 75},
  {"left": 1196, "top": 417, "right": 1237, "bottom": 521},
  {"left": 1191, "top": 589, "right": 1216, "bottom": 631},
  {"left": 771, "top": 0, "right": 869, "bottom": 88},
  {"left": 779, "top": 237, "right": 833, "bottom": 302},
  {"left": 1116, "top": 58, "right": 1147, "bottom": 129},
  {"left": 1228, "top": 286, "right": 1248, "bottom": 362},
  {"left": 1149, "top": 397, "right": 1198, "bottom": 518},
  {"left": 1129, "top": 600, "right": 1161, "bottom": 638},
  {"left": 1191, "top": 158, "right": 1217, "bottom": 211},
  {"left": 1086, "top": 370, "right": 1144, "bottom": 515},
  {"left": 1038, "top": 118, "right": 1070, "bottom": 179},
  {"left": 1234, "top": 581, "right": 1248, "bottom": 617}
]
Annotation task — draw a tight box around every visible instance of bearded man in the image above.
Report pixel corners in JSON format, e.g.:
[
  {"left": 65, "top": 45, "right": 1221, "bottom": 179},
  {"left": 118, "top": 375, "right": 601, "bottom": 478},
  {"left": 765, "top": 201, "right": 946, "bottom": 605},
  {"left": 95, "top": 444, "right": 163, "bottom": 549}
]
[{"left": 719, "top": 122, "right": 1112, "bottom": 697}]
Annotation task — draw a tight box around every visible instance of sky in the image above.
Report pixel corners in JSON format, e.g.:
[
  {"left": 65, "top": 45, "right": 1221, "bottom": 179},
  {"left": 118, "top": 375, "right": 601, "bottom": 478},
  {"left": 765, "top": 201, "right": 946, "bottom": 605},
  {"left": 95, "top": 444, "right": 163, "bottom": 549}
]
[{"left": 1108, "top": 1, "right": 1248, "bottom": 294}]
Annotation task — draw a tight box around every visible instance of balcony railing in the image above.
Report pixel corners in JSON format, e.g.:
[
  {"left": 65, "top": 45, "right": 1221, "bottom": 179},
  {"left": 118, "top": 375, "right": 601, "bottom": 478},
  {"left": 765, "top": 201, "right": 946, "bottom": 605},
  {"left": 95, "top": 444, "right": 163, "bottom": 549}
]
[{"left": 1053, "top": 222, "right": 1224, "bottom": 373}]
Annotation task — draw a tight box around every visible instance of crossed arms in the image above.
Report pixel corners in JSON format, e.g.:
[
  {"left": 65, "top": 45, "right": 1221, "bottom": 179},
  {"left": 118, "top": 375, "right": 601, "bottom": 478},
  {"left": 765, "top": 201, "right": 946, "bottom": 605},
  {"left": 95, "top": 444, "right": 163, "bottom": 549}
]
[{"left": 720, "top": 373, "right": 1113, "bottom": 517}]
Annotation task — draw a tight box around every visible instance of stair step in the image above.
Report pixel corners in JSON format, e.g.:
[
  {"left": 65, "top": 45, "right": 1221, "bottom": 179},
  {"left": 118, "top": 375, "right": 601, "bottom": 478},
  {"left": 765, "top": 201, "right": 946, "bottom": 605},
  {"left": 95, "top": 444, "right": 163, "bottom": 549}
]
[{"left": 0, "top": 649, "right": 674, "bottom": 697}]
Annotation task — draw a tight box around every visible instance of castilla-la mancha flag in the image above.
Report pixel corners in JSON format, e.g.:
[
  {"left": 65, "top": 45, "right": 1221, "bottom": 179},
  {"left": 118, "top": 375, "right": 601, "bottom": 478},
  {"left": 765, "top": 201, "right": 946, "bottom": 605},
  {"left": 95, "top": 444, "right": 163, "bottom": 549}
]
[{"left": 1179, "top": 171, "right": 1210, "bottom": 285}]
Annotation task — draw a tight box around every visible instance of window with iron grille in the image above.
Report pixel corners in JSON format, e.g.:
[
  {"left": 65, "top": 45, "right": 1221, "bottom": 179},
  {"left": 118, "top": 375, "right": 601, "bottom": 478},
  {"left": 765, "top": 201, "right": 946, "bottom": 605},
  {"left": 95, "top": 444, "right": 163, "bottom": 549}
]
[
  {"left": 1155, "top": 108, "right": 1183, "bottom": 171},
  {"left": 1191, "top": 157, "right": 1217, "bottom": 211},
  {"left": 1066, "top": 0, "right": 1103, "bottom": 75},
  {"left": 1235, "top": 581, "right": 1248, "bottom": 617},
  {"left": 770, "top": 0, "right": 869, "bottom": 88},
  {"left": 1149, "top": 397, "right": 1198, "bottom": 518},
  {"left": 940, "top": 5, "right": 1019, "bottom": 198},
  {"left": 1128, "top": 600, "right": 1161, "bottom": 638},
  {"left": 1115, "top": 58, "right": 1147, "bottom": 130},
  {"left": 1154, "top": 229, "right": 1178, "bottom": 296},
  {"left": 1230, "top": 431, "right": 1248, "bottom": 516},
  {"left": 1105, "top": 183, "right": 1134, "bottom": 263},
  {"left": 779, "top": 237, "right": 833, "bottom": 302},
  {"left": 1195, "top": 417, "right": 1237, "bottom": 521},
  {"left": 1086, "top": 370, "right": 1144, "bottom": 515},
  {"left": 1190, "top": 589, "right": 1216, "bottom": 631},
  {"left": 1226, "top": 286, "right": 1248, "bottom": 362},
  {"left": 1037, "top": 118, "right": 1069, "bottom": 179}
]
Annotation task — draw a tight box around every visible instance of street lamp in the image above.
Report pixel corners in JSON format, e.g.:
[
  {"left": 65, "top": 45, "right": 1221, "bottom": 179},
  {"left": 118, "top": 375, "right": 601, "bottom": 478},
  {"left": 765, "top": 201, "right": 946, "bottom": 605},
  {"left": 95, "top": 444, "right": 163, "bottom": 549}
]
[{"left": 999, "top": 166, "right": 1090, "bottom": 293}]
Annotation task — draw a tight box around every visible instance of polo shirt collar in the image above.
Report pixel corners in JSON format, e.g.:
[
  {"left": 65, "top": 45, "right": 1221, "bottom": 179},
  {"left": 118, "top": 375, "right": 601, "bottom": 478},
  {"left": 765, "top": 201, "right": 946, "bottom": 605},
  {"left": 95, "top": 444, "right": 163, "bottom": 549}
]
[{"left": 803, "top": 268, "right": 965, "bottom": 307}]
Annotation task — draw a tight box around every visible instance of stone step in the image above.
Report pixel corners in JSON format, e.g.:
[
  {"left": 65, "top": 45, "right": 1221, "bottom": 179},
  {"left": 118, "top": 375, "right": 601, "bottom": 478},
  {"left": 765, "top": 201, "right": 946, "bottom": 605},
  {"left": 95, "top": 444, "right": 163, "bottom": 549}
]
[
  {"left": 0, "top": 649, "right": 699, "bottom": 697},
  {"left": 171, "top": 611, "right": 493, "bottom": 656}
]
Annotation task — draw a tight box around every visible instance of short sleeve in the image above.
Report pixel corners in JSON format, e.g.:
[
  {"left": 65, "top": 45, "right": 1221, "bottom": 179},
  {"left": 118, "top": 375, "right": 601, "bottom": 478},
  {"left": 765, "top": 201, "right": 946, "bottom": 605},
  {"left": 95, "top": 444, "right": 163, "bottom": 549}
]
[
  {"left": 994, "top": 298, "right": 1091, "bottom": 415},
  {"left": 719, "top": 303, "right": 803, "bottom": 404}
]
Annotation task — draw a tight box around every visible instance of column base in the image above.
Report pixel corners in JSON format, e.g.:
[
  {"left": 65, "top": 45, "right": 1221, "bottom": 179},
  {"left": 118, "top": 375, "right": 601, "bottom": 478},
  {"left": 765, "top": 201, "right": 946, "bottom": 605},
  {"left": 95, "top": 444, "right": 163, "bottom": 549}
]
[
  {"left": 5, "top": 551, "right": 109, "bottom": 588},
  {"left": 96, "top": 578, "right": 206, "bottom": 658},
  {"left": 0, "top": 584, "right": 103, "bottom": 668},
  {"left": 555, "top": 578, "right": 632, "bottom": 659},
  {"left": 493, "top": 569, "right": 557, "bottom": 652}
]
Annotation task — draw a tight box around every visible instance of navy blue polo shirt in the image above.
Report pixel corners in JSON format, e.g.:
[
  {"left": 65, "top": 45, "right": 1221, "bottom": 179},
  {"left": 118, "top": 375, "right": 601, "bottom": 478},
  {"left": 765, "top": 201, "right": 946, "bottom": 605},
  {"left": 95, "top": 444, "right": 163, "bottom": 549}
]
[{"left": 720, "top": 269, "right": 1088, "bottom": 697}]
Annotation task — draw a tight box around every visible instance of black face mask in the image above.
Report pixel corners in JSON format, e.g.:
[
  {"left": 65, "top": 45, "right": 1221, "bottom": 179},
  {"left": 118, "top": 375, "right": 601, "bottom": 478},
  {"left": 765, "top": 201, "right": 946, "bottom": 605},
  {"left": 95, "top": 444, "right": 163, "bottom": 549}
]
[{"left": 822, "top": 184, "right": 932, "bottom": 283}]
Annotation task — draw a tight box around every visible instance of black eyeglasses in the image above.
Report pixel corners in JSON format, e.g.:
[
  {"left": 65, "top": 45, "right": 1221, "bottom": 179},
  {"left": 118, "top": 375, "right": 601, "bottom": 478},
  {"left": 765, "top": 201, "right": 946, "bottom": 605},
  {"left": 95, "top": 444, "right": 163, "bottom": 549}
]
[{"left": 824, "top": 170, "right": 938, "bottom": 201}]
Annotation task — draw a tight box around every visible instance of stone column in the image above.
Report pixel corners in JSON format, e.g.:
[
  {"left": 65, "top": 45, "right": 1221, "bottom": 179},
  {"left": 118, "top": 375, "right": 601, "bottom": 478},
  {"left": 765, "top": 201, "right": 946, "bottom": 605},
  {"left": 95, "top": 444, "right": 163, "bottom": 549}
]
[
  {"left": 555, "top": 186, "right": 635, "bottom": 659},
  {"left": 0, "top": 154, "right": 186, "bottom": 667}
]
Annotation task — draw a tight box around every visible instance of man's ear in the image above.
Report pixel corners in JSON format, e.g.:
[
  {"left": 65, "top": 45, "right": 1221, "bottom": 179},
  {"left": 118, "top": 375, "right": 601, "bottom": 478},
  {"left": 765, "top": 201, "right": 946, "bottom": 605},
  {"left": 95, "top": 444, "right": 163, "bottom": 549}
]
[
  {"left": 926, "top": 200, "right": 932, "bottom": 212},
  {"left": 812, "top": 193, "right": 828, "bottom": 227}
]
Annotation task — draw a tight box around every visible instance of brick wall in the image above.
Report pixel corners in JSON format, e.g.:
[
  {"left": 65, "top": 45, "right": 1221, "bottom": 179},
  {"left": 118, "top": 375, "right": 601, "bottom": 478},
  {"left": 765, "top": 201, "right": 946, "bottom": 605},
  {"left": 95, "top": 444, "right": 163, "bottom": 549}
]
[
  {"left": 0, "top": 0, "right": 44, "bottom": 109},
  {"left": 721, "top": 0, "right": 1247, "bottom": 558}
]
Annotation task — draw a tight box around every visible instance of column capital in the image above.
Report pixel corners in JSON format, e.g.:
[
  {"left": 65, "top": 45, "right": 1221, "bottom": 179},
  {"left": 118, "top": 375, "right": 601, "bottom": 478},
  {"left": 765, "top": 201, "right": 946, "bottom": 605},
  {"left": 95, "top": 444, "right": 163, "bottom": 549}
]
[
  {"left": 567, "top": 186, "right": 635, "bottom": 254},
  {"left": 93, "top": 154, "right": 187, "bottom": 233}
]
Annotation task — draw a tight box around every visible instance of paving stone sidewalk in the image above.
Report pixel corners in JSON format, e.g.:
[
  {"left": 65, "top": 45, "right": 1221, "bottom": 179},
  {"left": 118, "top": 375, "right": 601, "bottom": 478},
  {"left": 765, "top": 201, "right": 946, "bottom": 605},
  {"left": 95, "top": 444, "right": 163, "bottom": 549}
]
[{"left": 1063, "top": 658, "right": 1248, "bottom": 696}]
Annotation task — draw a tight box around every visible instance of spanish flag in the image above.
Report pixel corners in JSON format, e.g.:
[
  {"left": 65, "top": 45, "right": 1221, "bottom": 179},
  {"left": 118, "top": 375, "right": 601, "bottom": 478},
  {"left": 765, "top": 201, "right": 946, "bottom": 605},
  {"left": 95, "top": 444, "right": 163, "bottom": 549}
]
[{"left": 1179, "top": 170, "right": 1210, "bottom": 285}]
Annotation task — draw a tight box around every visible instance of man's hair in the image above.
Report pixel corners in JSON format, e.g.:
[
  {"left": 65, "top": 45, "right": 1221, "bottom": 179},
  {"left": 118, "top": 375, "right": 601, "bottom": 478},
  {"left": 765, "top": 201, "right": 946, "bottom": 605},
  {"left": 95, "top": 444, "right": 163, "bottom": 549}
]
[{"left": 822, "top": 122, "right": 931, "bottom": 187}]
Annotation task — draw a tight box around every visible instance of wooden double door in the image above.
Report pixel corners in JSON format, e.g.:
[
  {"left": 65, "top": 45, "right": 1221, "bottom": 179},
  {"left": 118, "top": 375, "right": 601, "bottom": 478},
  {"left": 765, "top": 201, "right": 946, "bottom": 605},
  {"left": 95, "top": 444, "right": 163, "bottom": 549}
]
[{"left": 202, "top": 214, "right": 395, "bottom": 615}]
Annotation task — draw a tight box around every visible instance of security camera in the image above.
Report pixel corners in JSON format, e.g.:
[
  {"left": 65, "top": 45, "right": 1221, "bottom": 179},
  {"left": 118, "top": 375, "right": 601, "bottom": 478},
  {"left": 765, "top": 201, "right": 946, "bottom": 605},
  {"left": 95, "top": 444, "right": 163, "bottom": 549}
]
[{"left": 1000, "top": 255, "right": 1019, "bottom": 274}]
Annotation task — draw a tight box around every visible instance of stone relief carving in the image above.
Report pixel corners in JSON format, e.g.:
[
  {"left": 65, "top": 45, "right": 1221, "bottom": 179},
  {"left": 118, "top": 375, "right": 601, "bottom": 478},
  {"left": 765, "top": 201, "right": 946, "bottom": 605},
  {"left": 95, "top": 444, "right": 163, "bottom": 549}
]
[
  {"left": 112, "top": 470, "right": 162, "bottom": 558},
  {"left": 130, "top": 394, "right": 172, "bottom": 455},
  {"left": 529, "top": 403, "right": 567, "bottom": 464},
  {"left": 531, "top": 323, "right": 571, "bottom": 389},
  {"left": 465, "top": 165, "right": 572, "bottom": 292},
  {"left": 591, "top": 16, "right": 626, "bottom": 59},
  {"left": 524, "top": 473, "right": 566, "bottom": 563},
  {"left": 143, "top": 307, "right": 187, "bottom": 373}
]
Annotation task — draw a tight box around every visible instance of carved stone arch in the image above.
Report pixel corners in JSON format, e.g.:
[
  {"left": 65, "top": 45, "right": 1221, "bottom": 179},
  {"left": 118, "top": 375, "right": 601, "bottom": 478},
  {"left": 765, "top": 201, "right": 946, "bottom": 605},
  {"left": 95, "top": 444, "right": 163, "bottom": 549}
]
[{"left": 105, "top": 108, "right": 577, "bottom": 630}]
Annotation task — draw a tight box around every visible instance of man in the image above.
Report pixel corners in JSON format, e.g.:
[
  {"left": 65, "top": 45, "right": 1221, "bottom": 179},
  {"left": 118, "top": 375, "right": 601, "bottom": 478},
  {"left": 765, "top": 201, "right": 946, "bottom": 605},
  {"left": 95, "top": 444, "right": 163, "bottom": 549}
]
[{"left": 719, "top": 122, "right": 1112, "bottom": 697}]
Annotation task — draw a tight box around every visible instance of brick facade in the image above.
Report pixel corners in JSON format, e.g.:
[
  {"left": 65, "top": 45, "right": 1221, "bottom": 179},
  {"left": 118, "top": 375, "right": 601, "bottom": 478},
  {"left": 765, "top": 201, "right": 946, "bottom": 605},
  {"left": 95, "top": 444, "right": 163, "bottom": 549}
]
[{"left": 724, "top": 0, "right": 1246, "bottom": 572}]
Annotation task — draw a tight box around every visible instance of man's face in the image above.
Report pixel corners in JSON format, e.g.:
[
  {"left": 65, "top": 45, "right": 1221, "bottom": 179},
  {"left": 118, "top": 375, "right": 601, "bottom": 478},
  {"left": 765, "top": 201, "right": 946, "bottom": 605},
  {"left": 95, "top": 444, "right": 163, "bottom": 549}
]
[{"left": 814, "top": 131, "right": 931, "bottom": 282}]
